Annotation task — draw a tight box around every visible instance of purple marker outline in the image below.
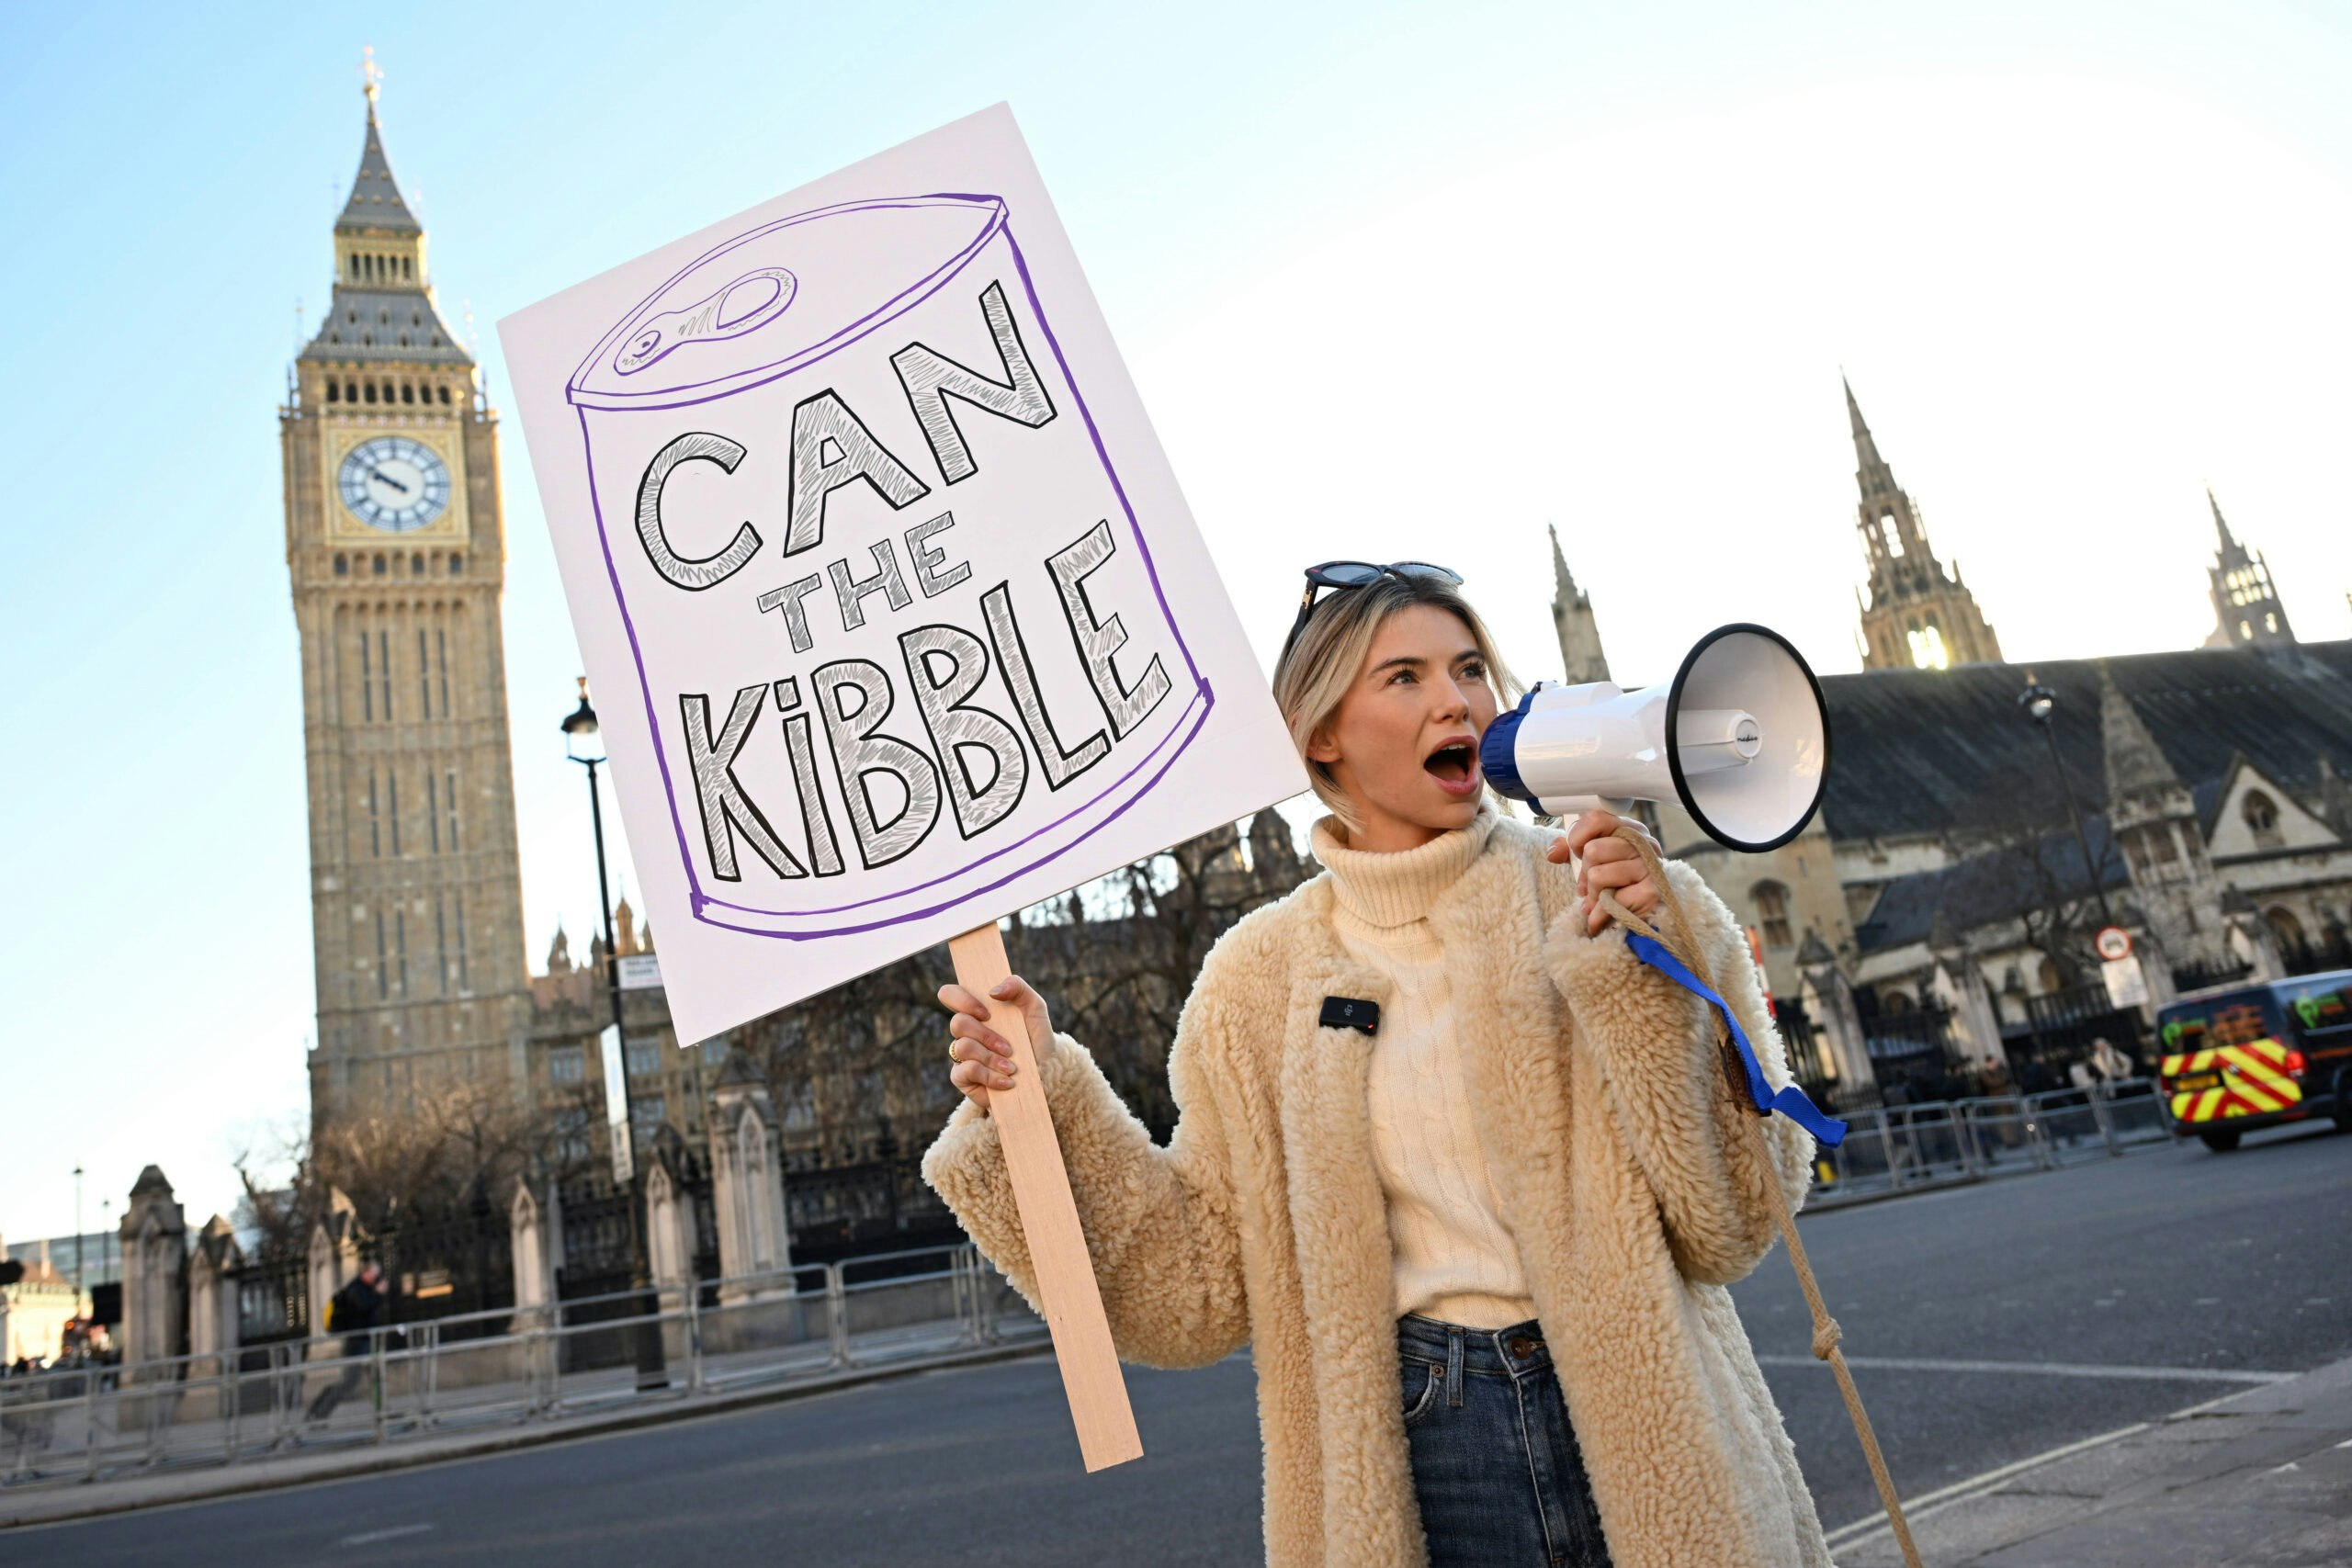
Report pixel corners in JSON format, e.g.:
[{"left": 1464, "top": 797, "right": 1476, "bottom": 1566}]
[{"left": 565, "top": 194, "right": 1213, "bottom": 939}]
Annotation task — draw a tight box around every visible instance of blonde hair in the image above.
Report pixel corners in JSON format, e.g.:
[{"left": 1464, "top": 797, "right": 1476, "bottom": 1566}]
[{"left": 1271, "top": 573, "right": 1521, "bottom": 835}]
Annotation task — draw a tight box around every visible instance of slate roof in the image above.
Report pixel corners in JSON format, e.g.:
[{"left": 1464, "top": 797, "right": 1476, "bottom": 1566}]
[
  {"left": 1818, "top": 640, "right": 2352, "bottom": 844},
  {"left": 1853, "top": 817, "right": 2130, "bottom": 954},
  {"left": 336, "top": 110, "right": 420, "bottom": 234},
  {"left": 305, "top": 288, "right": 470, "bottom": 365}
]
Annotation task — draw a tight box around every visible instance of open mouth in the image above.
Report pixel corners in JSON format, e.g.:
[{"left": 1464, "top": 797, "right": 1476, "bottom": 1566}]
[{"left": 1424, "top": 738, "right": 1478, "bottom": 789}]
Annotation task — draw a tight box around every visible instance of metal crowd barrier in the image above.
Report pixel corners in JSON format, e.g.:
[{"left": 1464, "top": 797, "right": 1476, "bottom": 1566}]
[
  {"left": 1808, "top": 1078, "right": 2177, "bottom": 1206},
  {"left": 0, "top": 1242, "right": 1046, "bottom": 1493}
]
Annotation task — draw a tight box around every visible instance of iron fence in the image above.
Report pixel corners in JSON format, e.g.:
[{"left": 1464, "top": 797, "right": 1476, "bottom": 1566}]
[
  {"left": 1808, "top": 1078, "right": 2177, "bottom": 1205},
  {"left": 0, "top": 1243, "right": 1044, "bottom": 1494}
]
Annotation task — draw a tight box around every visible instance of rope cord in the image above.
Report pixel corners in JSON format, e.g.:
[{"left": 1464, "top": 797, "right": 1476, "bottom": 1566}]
[{"left": 1595, "top": 825, "right": 1926, "bottom": 1568}]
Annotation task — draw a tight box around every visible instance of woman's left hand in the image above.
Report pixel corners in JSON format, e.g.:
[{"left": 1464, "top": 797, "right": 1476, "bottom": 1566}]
[{"left": 1546, "top": 808, "right": 1664, "bottom": 934}]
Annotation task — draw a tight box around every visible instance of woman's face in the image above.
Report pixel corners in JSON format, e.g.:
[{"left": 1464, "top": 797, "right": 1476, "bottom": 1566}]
[{"left": 1307, "top": 604, "right": 1500, "bottom": 852}]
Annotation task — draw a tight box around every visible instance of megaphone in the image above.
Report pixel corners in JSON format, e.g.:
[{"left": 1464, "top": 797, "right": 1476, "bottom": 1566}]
[{"left": 1480, "top": 623, "right": 1831, "bottom": 852}]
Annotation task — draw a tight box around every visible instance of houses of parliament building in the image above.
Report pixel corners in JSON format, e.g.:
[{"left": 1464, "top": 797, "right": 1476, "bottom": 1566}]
[{"left": 282, "top": 79, "right": 2352, "bottom": 1175}]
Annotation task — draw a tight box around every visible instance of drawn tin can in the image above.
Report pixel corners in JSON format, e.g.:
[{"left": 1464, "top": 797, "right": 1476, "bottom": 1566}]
[{"left": 565, "top": 195, "right": 1211, "bottom": 940}]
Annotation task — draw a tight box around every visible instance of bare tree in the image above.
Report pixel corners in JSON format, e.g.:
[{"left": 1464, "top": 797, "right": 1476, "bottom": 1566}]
[{"left": 1937, "top": 773, "right": 2118, "bottom": 987}]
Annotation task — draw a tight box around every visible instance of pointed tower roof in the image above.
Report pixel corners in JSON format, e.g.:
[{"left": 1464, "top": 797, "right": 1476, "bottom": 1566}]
[
  {"left": 337, "top": 51, "right": 420, "bottom": 235},
  {"left": 1548, "top": 524, "right": 1585, "bottom": 607},
  {"left": 2098, "top": 663, "right": 2187, "bottom": 804},
  {"left": 302, "top": 55, "right": 469, "bottom": 367},
  {"left": 1844, "top": 373, "right": 1887, "bottom": 477},
  {"left": 2208, "top": 488, "right": 2239, "bottom": 554}
]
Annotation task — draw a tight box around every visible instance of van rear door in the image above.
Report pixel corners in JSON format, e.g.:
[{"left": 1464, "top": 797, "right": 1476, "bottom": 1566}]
[{"left": 2156, "top": 988, "right": 2303, "bottom": 1125}]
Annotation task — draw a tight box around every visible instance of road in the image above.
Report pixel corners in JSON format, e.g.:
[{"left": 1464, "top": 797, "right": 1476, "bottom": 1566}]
[{"left": 17, "top": 1121, "right": 2350, "bottom": 1565}]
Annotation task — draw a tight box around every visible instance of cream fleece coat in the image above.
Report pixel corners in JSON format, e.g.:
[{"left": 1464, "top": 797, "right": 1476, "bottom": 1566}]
[{"left": 921, "top": 811, "right": 1834, "bottom": 1567}]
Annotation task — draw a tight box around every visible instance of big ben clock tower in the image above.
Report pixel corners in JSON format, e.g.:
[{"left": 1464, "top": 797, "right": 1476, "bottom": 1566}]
[{"left": 283, "top": 61, "right": 530, "bottom": 1127}]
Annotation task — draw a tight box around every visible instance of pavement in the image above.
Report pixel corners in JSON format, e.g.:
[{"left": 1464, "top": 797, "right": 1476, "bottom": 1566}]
[{"left": 1830, "top": 1352, "right": 2352, "bottom": 1566}]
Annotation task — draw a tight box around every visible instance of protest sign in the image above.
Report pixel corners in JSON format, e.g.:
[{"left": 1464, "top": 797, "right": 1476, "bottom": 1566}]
[
  {"left": 500, "top": 103, "right": 1302, "bottom": 1043},
  {"left": 500, "top": 104, "right": 1306, "bottom": 1469}
]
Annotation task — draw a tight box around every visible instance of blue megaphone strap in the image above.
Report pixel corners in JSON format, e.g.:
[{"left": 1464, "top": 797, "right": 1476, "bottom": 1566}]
[{"left": 1623, "top": 932, "right": 1847, "bottom": 1147}]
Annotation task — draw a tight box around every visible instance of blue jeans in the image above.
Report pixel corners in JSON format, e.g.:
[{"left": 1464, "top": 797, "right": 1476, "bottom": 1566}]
[{"left": 1398, "top": 1313, "right": 1613, "bottom": 1568}]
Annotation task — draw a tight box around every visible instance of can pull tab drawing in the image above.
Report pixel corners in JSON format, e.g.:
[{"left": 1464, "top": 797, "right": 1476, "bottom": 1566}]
[{"left": 614, "top": 267, "right": 798, "bottom": 376}]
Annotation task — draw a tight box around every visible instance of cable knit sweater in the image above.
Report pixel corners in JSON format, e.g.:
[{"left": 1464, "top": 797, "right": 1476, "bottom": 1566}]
[
  {"left": 1314, "top": 809, "right": 1536, "bottom": 1329},
  {"left": 921, "top": 805, "right": 1829, "bottom": 1568}
]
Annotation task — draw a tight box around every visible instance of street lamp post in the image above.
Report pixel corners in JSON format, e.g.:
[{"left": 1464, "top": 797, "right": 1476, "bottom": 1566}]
[
  {"left": 563, "top": 678, "right": 669, "bottom": 1390},
  {"left": 73, "top": 1165, "right": 84, "bottom": 1315},
  {"left": 2018, "top": 676, "right": 2117, "bottom": 931}
]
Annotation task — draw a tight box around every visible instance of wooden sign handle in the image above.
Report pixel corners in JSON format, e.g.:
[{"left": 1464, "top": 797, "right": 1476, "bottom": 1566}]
[{"left": 949, "top": 921, "right": 1144, "bottom": 1472}]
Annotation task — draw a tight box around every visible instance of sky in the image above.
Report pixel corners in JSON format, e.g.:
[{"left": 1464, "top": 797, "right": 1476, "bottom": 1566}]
[{"left": 4, "top": 1, "right": 2349, "bottom": 1243}]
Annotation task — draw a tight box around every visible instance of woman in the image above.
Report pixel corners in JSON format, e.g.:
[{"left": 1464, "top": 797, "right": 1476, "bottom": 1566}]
[{"left": 921, "top": 565, "right": 1829, "bottom": 1568}]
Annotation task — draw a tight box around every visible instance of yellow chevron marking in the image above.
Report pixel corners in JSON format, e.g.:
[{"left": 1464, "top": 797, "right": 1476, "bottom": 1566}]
[
  {"left": 2231, "top": 1080, "right": 2284, "bottom": 1113},
  {"left": 2194, "top": 1088, "right": 2226, "bottom": 1122}
]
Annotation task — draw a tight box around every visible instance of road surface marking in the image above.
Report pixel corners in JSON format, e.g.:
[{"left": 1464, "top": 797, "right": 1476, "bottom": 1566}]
[
  {"left": 336, "top": 1523, "right": 435, "bottom": 1546},
  {"left": 1756, "top": 1353, "right": 2295, "bottom": 1385}
]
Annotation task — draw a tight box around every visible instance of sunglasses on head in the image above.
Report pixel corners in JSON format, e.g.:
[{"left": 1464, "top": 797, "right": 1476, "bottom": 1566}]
[{"left": 1277, "top": 561, "right": 1464, "bottom": 671}]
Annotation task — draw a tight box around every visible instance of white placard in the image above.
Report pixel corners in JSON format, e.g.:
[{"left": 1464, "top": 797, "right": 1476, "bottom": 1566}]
[
  {"left": 501, "top": 106, "right": 1306, "bottom": 1042},
  {"left": 616, "top": 953, "right": 664, "bottom": 991},
  {"left": 599, "top": 1024, "right": 634, "bottom": 1185},
  {"left": 2101, "top": 954, "right": 2149, "bottom": 1010}
]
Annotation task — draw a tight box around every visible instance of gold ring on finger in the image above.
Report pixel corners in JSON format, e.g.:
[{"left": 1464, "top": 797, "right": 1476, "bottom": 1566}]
[{"left": 948, "top": 1040, "right": 961, "bottom": 1065}]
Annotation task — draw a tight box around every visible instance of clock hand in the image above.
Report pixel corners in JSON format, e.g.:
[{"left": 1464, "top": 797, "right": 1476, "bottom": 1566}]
[{"left": 368, "top": 466, "right": 413, "bottom": 496}]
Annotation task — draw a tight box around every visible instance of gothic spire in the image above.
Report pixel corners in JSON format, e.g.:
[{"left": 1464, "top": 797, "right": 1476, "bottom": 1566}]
[
  {"left": 336, "top": 49, "right": 421, "bottom": 236},
  {"left": 2203, "top": 489, "right": 2296, "bottom": 648},
  {"left": 2098, "top": 663, "right": 2186, "bottom": 806},
  {"left": 1549, "top": 523, "right": 1581, "bottom": 605},
  {"left": 1845, "top": 373, "right": 1887, "bottom": 480},
  {"left": 2208, "top": 487, "right": 2237, "bottom": 552},
  {"left": 1547, "top": 523, "right": 1611, "bottom": 684}
]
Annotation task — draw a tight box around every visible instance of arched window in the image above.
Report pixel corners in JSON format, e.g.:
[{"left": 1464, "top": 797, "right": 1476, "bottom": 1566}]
[
  {"left": 334, "top": 554, "right": 348, "bottom": 576},
  {"left": 2266, "top": 907, "right": 2307, "bottom": 953},
  {"left": 381, "top": 382, "right": 394, "bottom": 404},
  {"left": 2038, "top": 957, "right": 2064, "bottom": 992},
  {"left": 363, "top": 381, "right": 378, "bottom": 404},
  {"left": 2243, "top": 789, "right": 2281, "bottom": 849},
  {"left": 324, "top": 379, "right": 340, "bottom": 403},
  {"left": 401, "top": 381, "right": 414, "bottom": 403},
  {"left": 1880, "top": 513, "right": 1904, "bottom": 558},
  {"left": 449, "top": 553, "right": 464, "bottom": 575},
  {"left": 373, "top": 554, "right": 388, "bottom": 576},
  {"left": 345, "top": 380, "right": 357, "bottom": 403},
  {"left": 1751, "top": 880, "right": 1793, "bottom": 947},
  {"left": 436, "top": 385, "right": 451, "bottom": 405},
  {"left": 1882, "top": 989, "right": 1915, "bottom": 1014}
]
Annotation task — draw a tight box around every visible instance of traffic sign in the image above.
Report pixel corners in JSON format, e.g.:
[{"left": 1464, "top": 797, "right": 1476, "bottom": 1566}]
[{"left": 2095, "top": 926, "right": 2133, "bottom": 962}]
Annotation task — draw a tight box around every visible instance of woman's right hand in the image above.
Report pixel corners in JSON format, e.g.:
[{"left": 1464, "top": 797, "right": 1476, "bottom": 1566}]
[{"left": 939, "top": 974, "right": 1056, "bottom": 1112}]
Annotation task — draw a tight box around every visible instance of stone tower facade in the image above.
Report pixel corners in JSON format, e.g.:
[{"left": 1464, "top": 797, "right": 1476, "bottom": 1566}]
[
  {"left": 2202, "top": 490, "right": 2296, "bottom": 649},
  {"left": 283, "top": 70, "right": 530, "bottom": 1127},
  {"left": 1548, "top": 525, "right": 1611, "bottom": 684},
  {"left": 2098, "top": 663, "right": 2225, "bottom": 968},
  {"left": 1846, "top": 378, "right": 2003, "bottom": 671}
]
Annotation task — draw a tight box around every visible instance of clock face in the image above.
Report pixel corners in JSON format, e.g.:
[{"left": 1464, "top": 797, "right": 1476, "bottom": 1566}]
[{"left": 338, "top": 436, "right": 452, "bottom": 533}]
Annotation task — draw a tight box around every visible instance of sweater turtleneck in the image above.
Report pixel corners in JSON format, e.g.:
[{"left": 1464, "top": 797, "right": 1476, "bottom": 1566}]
[
  {"left": 1308, "top": 802, "right": 1535, "bottom": 1331},
  {"left": 1310, "top": 803, "right": 1499, "bottom": 931}
]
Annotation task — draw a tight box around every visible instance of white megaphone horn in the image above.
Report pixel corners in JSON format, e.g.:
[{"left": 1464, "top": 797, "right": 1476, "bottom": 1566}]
[{"left": 1479, "top": 623, "right": 1832, "bottom": 852}]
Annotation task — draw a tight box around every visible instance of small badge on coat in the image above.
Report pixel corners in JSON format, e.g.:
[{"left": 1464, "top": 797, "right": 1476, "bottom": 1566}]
[{"left": 1319, "top": 996, "right": 1380, "bottom": 1035}]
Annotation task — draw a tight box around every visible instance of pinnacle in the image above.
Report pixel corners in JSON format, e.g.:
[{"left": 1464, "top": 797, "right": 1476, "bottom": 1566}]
[
  {"left": 2208, "top": 488, "right": 2237, "bottom": 553},
  {"left": 2098, "top": 662, "right": 2186, "bottom": 804},
  {"left": 336, "top": 92, "right": 421, "bottom": 235}
]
